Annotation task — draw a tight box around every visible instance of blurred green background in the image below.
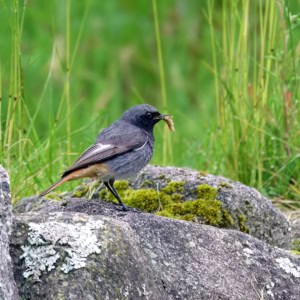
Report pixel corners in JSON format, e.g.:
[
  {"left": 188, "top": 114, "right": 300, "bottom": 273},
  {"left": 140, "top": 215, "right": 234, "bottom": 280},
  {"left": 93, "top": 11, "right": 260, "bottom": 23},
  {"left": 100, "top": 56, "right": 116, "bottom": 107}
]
[{"left": 0, "top": 0, "right": 299, "bottom": 206}]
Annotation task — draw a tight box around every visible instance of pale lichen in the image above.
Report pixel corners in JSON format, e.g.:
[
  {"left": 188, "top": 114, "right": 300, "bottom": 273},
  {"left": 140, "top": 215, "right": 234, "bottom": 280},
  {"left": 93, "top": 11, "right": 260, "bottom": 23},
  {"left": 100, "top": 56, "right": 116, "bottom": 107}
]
[
  {"left": 275, "top": 257, "right": 300, "bottom": 278},
  {"left": 21, "top": 219, "right": 104, "bottom": 279},
  {"left": 265, "top": 282, "right": 275, "bottom": 298}
]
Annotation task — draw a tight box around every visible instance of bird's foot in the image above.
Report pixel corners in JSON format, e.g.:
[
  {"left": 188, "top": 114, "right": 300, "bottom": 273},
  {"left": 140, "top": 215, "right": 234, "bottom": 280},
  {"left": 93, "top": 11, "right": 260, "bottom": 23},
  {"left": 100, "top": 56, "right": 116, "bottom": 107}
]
[{"left": 113, "top": 203, "right": 142, "bottom": 213}]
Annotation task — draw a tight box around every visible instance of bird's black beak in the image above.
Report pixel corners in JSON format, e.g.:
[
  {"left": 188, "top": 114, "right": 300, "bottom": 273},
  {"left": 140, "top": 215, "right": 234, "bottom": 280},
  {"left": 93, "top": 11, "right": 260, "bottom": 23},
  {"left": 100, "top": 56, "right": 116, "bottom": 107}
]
[{"left": 154, "top": 114, "right": 168, "bottom": 120}]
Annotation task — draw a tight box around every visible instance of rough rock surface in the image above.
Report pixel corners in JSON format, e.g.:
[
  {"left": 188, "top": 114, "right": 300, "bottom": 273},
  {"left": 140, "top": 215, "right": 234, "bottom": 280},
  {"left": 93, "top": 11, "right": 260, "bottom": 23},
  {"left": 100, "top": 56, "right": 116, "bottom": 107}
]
[
  {"left": 286, "top": 210, "right": 300, "bottom": 252},
  {"left": 0, "top": 166, "right": 19, "bottom": 300},
  {"left": 10, "top": 199, "right": 300, "bottom": 300},
  {"left": 130, "top": 166, "right": 291, "bottom": 248},
  {"left": 287, "top": 211, "right": 300, "bottom": 240},
  {"left": 16, "top": 165, "right": 291, "bottom": 248}
]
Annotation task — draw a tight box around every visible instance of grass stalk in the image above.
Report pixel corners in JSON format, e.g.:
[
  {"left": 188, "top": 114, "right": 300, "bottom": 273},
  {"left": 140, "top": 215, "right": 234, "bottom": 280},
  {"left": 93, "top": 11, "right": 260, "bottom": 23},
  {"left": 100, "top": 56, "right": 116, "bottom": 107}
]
[
  {"left": 152, "top": 0, "right": 172, "bottom": 165},
  {"left": 65, "top": 0, "right": 71, "bottom": 164},
  {"left": 207, "top": 0, "right": 221, "bottom": 128},
  {"left": 0, "top": 63, "right": 2, "bottom": 153},
  {"left": 208, "top": 0, "right": 299, "bottom": 202},
  {"left": 1, "top": 0, "right": 298, "bottom": 205}
]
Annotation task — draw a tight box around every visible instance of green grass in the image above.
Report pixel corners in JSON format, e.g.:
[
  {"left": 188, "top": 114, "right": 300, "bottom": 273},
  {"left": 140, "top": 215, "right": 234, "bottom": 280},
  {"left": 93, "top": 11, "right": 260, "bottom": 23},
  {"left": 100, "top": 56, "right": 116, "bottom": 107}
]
[
  {"left": 206, "top": 0, "right": 300, "bottom": 205},
  {"left": 0, "top": 0, "right": 299, "bottom": 207}
]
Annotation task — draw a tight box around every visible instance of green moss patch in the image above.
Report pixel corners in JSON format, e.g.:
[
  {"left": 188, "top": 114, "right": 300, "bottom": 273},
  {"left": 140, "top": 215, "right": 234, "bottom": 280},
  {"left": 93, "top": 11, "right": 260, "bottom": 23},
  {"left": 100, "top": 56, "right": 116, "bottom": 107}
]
[
  {"left": 157, "top": 199, "right": 234, "bottom": 227},
  {"left": 292, "top": 239, "right": 300, "bottom": 252},
  {"left": 291, "top": 250, "right": 300, "bottom": 256},
  {"left": 125, "top": 189, "right": 172, "bottom": 213},
  {"left": 162, "top": 181, "right": 185, "bottom": 194},
  {"left": 140, "top": 180, "right": 154, "bottom": 188},
  {"left": 114, "top": 180, "right": 129, "bottom": 190},
  {"left": 197, "top": 184, "right": 217, "bottom": 200},
  {"left": 95, "top": 180, "right": 235, "bottom": 229},
  {"left": 98, "top": 180, "right": 173, "bottom": 213},
  {"left": 199, "top": 171, "right": 208, "bottom": 176},
  {"left": 72, "top": 185, "right": 90, "bottom": 198},
  {"left": 237, "top": 214, "right": 250, "bottom": 233},
  {"left": 44, "top": 192, "right": 65, "bottom": 201},
  {"left": 161, "top": 181, "right": 185, "bottom": 202},
  {"left": 218, "top": 181, "right": 233, "bottom": 190},
  {"left": 156, "top": 183, "right": 233, "bottom": 227}
]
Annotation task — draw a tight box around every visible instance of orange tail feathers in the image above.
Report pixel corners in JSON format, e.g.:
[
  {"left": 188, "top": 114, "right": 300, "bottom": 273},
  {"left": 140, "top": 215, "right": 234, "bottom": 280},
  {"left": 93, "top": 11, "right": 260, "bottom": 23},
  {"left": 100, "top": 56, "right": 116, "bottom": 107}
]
[
  {"left": 39, "top": 173, "right": 75, "bottom": 198},
  {"left": 38, "top": 164, "right": 109, "bottom": 198}
]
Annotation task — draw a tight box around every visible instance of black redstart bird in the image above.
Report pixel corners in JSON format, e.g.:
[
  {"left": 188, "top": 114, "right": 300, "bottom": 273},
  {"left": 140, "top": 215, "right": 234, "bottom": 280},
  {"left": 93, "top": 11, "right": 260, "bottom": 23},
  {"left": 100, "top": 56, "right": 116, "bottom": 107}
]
[{"left": 39, "top": 104, "right": 174, "bottom": 211}]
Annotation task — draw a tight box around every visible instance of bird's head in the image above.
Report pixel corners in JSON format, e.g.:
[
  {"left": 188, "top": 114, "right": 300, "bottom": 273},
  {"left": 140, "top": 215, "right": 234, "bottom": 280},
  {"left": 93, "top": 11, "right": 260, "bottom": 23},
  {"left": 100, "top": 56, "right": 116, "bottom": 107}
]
[{"left": 121, "top": 104, "right": 172, "bottom": 131}]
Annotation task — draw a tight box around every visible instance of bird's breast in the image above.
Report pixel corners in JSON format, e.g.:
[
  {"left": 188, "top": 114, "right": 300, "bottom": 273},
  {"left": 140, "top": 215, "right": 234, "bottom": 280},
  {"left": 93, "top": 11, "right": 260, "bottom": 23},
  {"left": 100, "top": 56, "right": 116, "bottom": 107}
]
[{"left": 106, "top": 140, "right": 154, "bottom": 180}]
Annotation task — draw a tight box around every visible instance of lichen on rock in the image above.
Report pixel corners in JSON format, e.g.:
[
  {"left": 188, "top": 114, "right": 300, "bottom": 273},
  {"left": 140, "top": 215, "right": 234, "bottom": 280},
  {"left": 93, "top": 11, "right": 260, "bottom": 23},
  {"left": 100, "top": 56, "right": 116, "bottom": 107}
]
[
  {"left": 20, "top": 218, "right": 105, "bottom": 279},
  {"left": 10, "top": 201, "right": 300, "bottom": 300},
  {"left": 275, "top": 257, "right": 300, "bottom": 278}
]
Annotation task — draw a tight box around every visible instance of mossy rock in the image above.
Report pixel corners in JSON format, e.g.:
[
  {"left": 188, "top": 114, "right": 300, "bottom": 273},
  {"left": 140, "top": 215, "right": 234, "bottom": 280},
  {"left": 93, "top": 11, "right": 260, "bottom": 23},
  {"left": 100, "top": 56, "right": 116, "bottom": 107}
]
[
  {"left": 218, "top": 181, "right": 233, "bottom": 190},
  {"left": 98, "top": 181, "right": 173, "bottom": 213},
  {"left": 199, "top": 171, "right": 208, "bottom": 176},
  {"left": 140, "top": 180, "right": 155, "bottom": 188},
  {"left": 124, "top": 189, "right": 172, "bottom": 213},
  {"left": 44, "top": 192, "right": 66, "bottom": 201},
  {"left": 72, "top": 185, "right": 90, "bottom": 198},
  {"left": 98, "top": 180, "right": 130, "bottom": 203},
  {"left": 292, "top": 239, "right": 300, "bottom": 252},
  {"left": 162, "top": 181, "right": 185, "bottom": 194},
  {"left": 237, "top": 214, "right": 250, "bottom": 233},
  {"left": 157, "top": 199, "right": 234, "bottom": 227},
  {"left": 97, "top": 180, "right": 235, "bottom": 229},
  {"left": 114, "top": 181, "right": 129, "bottom": 190},
  {"left": 156, "top": 183, "right": 234, "bottom": 228},
  {"left": 197, "top": 184, "right": 217, "bottom": 200}
]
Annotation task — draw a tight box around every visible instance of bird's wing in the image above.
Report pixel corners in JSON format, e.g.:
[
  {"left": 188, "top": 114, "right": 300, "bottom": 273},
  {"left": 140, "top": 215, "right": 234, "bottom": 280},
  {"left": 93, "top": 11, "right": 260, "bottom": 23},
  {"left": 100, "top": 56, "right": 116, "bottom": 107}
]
[{"left": 62, "top": 124, "right": 148, "bottom": 177}]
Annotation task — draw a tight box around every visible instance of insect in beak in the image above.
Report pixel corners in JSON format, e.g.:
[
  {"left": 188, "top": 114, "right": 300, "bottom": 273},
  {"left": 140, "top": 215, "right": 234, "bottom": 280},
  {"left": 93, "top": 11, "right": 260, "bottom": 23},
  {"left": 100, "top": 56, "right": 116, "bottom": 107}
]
[{"left": 154, "top": 114, "right": 175, "bottom": 131}]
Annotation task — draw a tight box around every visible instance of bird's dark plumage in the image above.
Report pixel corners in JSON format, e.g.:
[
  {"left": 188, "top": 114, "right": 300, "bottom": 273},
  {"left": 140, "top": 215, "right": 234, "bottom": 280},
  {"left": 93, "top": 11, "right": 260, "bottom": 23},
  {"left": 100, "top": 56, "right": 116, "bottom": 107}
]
[{"left": 40, "top": 104, "right": 171, "bottom": 211}]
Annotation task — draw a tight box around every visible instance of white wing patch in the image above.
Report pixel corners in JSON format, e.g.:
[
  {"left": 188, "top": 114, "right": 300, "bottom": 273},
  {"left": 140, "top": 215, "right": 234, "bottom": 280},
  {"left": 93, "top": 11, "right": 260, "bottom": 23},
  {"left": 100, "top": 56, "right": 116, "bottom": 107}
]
[
  {"left": 74, "top": 143, "right": 114, "bottom": 165},
  {"left": 88, "top": 143, "right": 113, "bottom": 156}
]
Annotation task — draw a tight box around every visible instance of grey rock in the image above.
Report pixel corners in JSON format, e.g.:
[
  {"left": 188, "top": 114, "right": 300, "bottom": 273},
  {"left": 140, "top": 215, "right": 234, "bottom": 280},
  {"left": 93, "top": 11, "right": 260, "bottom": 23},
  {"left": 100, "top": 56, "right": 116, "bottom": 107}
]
[
  {"left": 15, "top": 166, "right": 291, "bottom": 249},
  {"left": 287, "top": 211, "right": 300, "bottom": 240},
  {"left": 10, "top": 199, "right": 300, "bottom": 300},
  {"left": 0, "top": 166, "right": 19, "bottom": 300},
  {"left": 131, "top": 165, "right": 292, "bottom": 248},
  {"left": 285, "top": 211, "right": 300, "bottom": 252}
]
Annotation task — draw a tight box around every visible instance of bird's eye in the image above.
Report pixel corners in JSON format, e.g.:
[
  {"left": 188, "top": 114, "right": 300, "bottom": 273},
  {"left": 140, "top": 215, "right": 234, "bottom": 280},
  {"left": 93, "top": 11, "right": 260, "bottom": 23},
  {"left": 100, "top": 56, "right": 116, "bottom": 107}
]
[{"left": 145, "top": 112, "right": 152, "bottom": 119}]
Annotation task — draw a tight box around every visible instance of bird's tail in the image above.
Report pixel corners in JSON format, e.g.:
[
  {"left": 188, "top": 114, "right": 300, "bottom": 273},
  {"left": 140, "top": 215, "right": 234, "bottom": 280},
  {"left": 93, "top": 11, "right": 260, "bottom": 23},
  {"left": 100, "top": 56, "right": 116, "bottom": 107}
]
[{"left": 39, "top": 172, "right": 76, "bottom": 198}]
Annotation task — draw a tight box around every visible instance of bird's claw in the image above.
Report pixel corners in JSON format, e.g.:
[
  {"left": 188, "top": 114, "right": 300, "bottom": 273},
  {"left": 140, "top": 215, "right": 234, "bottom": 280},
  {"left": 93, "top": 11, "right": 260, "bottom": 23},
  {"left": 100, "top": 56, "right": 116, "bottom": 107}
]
[{"left": 113, "top": 203, "right": 142, "bottom": 213}]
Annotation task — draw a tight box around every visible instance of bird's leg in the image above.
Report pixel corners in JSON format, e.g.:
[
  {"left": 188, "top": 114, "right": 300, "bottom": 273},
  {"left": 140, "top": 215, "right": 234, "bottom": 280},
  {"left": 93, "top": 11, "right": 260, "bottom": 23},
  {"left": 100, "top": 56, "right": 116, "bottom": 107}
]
[
  {"left": 104, "top": 179, "right": 128, "bottom": 211},
  {"left": 104, "top": 179, "right": 141, "bottom": 213}
]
